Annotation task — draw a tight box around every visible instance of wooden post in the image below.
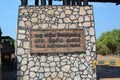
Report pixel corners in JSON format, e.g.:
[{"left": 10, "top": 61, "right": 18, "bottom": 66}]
[
  {"left": 48, "top": 0, "right": 52, "bottom": 5},
  {"left": 21, "top": 0, "right": 28, "bottom": 5},
  {"left": 77, "top": 0, "right": 82, "bottom": 5},
  {"left": 35, "top": 0, "right": 39, "bottom": 5},
  {"left": 67, "top": 0, "right": 70, "bottom": 5},
  {"left": 72, "top": 0, "right": 76, "bottom": 5},
  {"left": 84, "top": 0, "right": 88, "bottom": 5},
  {"left": 41, "top": 0, "right": 46, "bottom": 5},
  {"left": 63, "top": 0, "right": 68, "bottom": 5}
]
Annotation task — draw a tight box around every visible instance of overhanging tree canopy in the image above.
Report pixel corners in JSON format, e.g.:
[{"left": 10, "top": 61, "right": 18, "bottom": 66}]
[{"left": 97, "top": 29, "right": 120, "bottom": 55}]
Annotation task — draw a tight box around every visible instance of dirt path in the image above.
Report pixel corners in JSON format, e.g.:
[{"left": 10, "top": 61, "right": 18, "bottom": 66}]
[{"left": 97, "top": 55, "right": 120, "bottom": 61}]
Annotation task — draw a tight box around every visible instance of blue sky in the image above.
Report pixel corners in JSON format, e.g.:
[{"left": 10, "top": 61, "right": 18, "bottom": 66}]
[{"left": 0, "top": 0, "right": 120, "bottom": 39}]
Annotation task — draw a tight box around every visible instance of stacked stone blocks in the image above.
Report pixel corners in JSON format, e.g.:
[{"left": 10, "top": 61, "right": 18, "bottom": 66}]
[{"left": 17, "top": 6, "right": 96, "bottom": 80}]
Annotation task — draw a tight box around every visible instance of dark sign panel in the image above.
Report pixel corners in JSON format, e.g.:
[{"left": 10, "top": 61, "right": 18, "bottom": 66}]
[{"left": 30, "top": 29, "right": 85, "bottom": 53}]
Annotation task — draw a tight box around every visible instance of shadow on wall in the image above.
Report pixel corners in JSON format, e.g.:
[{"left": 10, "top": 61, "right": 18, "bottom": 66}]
[
  {"left": 97, "top": 65, "right": 120, "bottom": 80},
  {"left": 2, "top": 57, "right": 18, "bottom": 80}
]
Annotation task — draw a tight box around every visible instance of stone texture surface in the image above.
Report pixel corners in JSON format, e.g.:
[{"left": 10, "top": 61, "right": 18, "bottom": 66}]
[{"left": 16, "top": 6, "right": 96, "bottom": 80}]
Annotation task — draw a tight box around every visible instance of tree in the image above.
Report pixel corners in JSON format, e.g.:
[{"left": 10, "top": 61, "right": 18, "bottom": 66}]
[{"left": 97, "top": 29, "right": 120, "bottom": 55}]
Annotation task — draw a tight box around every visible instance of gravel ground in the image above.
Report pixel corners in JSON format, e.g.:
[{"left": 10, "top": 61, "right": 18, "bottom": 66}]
[{"left": 97, "top": 55, "right": 120, "bottom": 61}]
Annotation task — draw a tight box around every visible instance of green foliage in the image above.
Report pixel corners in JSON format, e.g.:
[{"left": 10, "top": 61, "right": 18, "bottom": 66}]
[{"left": 97, "top": 29, "right": 120, "bottom": 55}]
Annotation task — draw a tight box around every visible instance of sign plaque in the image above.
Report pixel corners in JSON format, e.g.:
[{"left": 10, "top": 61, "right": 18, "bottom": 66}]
[{"left": 30, "top": 29, "right": 85, "bottom": 53}]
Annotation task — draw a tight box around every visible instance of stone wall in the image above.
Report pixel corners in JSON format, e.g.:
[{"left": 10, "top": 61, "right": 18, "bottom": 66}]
[{"left": 16, "top": 6, "right": 96, "bottom": 80}]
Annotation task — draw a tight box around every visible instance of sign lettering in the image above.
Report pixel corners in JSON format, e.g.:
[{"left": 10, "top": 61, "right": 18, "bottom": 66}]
[{"left": 30, "top": 29, "right": 85, "bottom": 53}]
